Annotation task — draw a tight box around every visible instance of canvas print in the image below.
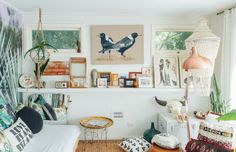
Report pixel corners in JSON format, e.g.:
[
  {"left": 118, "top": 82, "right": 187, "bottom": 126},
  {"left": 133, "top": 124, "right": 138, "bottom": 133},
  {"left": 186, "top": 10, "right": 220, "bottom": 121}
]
[
  {"left": 91, "top": 25, "right": 144, "bottom": 64},
  {"left": 154, "top": 54, "right": 179, "bottom": 88},
  {"left": 0, "top": 1, "right": 22, "bottom": 108},
  {"left": 154, "top": 31, "right": 192, "bottom": 50},
  {"left": 32, "top": 28, "right": 81, "bottom": 53}
]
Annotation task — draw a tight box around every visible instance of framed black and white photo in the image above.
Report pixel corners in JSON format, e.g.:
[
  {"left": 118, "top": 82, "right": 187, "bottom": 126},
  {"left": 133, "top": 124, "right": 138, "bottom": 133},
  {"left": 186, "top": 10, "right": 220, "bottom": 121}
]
[
  {"left": 118, "top": 78, "right": 125, "bottom": 88},
  {"left": 138, "top": 77, "right": 153, "bottom": 88},
  {"left": 154, "top": 53, "right": 180, "bottom": 88},
  {"left": 97, "top": 78, "right": 108, "bottom": 88},
  {"left": 124, "top": 79, "right": 135, "bottom": 88}
]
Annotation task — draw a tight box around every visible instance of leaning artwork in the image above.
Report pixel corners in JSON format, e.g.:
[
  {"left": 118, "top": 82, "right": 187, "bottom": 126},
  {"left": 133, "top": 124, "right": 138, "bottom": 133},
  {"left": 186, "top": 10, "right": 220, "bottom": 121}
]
[{"left": 91, "top": 25, "right": 144, "bottom": 65}]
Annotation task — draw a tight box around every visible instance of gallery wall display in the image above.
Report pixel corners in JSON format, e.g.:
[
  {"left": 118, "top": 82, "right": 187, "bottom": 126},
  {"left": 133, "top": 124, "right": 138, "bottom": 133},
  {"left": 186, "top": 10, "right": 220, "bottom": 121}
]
[
  {"left": 91, "top": 25, "right": 144, "bottom": 65},
  {"left": 0, "top": 1, "right": 23, "bottom": 108}
]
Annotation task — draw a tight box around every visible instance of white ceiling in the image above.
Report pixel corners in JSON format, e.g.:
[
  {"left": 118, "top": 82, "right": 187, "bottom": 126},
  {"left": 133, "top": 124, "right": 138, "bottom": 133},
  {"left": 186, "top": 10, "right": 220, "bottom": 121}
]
[{"left": 7, "top": 0, "right": 236, "bottom": 17}]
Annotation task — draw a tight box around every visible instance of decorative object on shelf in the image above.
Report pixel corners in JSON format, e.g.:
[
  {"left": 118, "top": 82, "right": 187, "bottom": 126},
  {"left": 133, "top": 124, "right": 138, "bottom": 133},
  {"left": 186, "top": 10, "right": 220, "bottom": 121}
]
[
  {"left": 142, "top": 67, "right": 153, "bottom": 77},
  {"left": 124, "top": 79, "right": 135, "bottom": 88},
  {"left": 19, "top": 74, "right": 35, "bottom": 88},
  {"left": 97, "top": 78, "right": 108, "bottom": 88},
  {"left": 55, "top": 81, "right": 69, "bottom": 89},
  {"left": 70, "top": 57, "right": 87, "bottom": 88},
  {"left": 210, "top": 73, "right": 230, "bottom": 115},
  {"left": 24, "top": 8, "right": 57, "bottom": 89},
  {"left": 98, "top": 72, "right": 111, "bottom": 85},
  {"left": 128, "top": 72, "right": 142, "bottom": 79},
  {"left": 110, "top": 73, "right": 119, "bottom": 86},
  {"left": 151, "top": 133, "right": 180, "bottom": 149},
  {"left": 118, "top": 78, "right": 125, "bottom": 87},
  {"left": 91, "top": 69, "right": 98, "bottom": 87},
  {"left": 193, "top": 111, "right": 207, "bottom": 120},
  {"left": 143, "top": 122, "right": 161, "bottom": 143},
  {"left": 154, "top": 52, "right": 180, "bottom": 88},
  {"left": 155, "top": 97, "right": 185, "bottom": 123},
  {"left": 138, "top": 77, "right": 153, "bottom": 88},
  {"left": 43, "top": 61, "right": 69, "bottom": 76},
  {"left": 91, "top": 25, "right": 144, "bottom": 65}
]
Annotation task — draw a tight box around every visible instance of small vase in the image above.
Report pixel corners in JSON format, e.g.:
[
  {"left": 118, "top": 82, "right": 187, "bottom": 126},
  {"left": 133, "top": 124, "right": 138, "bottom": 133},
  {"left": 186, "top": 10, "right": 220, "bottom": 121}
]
[{"left": 143, "top": 122, "right": 161, "bottom": 143}]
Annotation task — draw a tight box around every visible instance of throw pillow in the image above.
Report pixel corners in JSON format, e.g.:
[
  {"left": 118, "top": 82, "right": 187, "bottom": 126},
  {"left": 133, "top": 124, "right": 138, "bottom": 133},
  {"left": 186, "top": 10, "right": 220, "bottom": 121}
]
[
  {"left": 185, "top": 139, "right": 234, "bottom": 152},
  {"left": 0, "top": 97, "right": 15, "bottom": 130},
  {"left": 53, "top": 108, "right": 66, "bottom": 121},
  {"left": 151, "top": 133, "right": 180, "bottom": 149},
  {"left": 4, "top": 118, "right": 33, "bottom": 152},
  {"left": 29, "top": 102, "right": 46, "bottom": 120},
  {"left": 16, "top": 107, "right": 43, "bottom": 134},
  {"left": 119, "top": 137, "right": 150, "bottom": 152},
  {"left": 14, "top": 104, "right": 25, "bottom": 113},
  {"left": 198, "top": 122, "right": 234, "bottom": 149},
  {"left": 0, "top": 130, "right": 13, "bottom": 152}
]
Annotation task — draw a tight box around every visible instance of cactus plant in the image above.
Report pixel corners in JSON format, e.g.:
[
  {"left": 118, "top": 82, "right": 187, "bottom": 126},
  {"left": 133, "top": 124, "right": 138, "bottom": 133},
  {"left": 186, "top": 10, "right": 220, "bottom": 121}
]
[{"left": 210, "top": 73, "right": 230, "bottom": 114}]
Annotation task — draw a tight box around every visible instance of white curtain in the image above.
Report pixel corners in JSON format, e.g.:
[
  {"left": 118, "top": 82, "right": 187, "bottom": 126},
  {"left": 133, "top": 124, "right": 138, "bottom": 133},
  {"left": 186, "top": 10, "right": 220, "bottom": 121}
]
[{"left": 221, "top": 9, "right": 236, "bottom": 109}]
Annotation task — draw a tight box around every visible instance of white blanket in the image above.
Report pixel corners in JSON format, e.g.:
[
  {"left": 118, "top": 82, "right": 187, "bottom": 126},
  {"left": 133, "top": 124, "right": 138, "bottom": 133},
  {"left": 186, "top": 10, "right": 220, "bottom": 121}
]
[{"left": 23, "top": 124, "right": 80, "bottom": 152}]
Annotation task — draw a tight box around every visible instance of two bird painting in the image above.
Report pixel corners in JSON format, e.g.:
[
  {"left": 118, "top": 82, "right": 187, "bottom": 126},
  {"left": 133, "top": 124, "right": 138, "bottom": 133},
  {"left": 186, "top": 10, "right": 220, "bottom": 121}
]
[{"left": 91, "top": 25, "right": 144, "bottom": 65}]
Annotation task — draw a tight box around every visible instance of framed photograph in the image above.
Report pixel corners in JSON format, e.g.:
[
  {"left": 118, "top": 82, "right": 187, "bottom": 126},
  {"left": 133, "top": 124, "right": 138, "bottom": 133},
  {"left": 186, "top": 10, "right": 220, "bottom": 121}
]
[
  {"left": 154, "top": 53, "right": 180, "bottom": 88},
  {"left": 25, "top": 24, "right": 82, "bottom": 53},
  {"left": 129, "top": 72, "right": 142, "bottom": 79},
  {"left": 70, "top": 77, "right": 87, "bottom": 88},
  {"left": 179, "top": 56, "right": 193, "bottom": 88},
  {"left": 97, "top": 78, "right": 108, "bottom": 88},
  {"left": 138, "top": 77, "right": 153, "bottom": 88},
  {"left": 118, "top": 78, "right": 125, "bottom": 87},
  {"left": 124, "top": 79, "right": 135, "bottom": 88},
  {"left": 111, "top": 73, "right": 119, "bottom": 86},
  {"left": 91, "top": 25, "right": 144, "bottom": 65},
  {"left": 141, "top": 67, "right": 153, "bottom": 77},
  {"left": 98, "top": 72, "right": 111, "bottom": 83}
]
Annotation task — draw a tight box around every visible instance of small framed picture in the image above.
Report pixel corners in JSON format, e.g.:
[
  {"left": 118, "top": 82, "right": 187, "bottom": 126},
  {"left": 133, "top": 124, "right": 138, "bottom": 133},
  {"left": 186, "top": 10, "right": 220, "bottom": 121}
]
[
  {"left": 141, "top": 67, "right": 153, "bottom": 77},
  {"left": 124, "top": 79, "right": 135, "bottom": 88},
  {"left": 98, "top": 72, "right": 111, "bottom": 83},
  {"left": 70, "top": 77, "right": 88, "bottom": 88},
  {"left": 138, "top": 77, "right": 153, "bottom": 88},
  {"left": 118, "top": 78, "right": 125, "bottom": 87},
  {"left": 129, "top": 72, "right": 142, "bottom": 79},
  {"left": 55, "top": 81, "right": 69, "bottom": 89},
  {"left": 97, "top": 78, "right": 108, "bottom": 88}
]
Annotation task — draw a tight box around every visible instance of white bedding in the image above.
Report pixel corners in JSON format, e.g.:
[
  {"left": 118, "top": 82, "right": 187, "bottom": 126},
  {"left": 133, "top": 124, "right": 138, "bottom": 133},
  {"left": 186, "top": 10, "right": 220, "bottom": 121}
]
[{"left": 23, "top": 124, "right": 80, "bottom": 152}]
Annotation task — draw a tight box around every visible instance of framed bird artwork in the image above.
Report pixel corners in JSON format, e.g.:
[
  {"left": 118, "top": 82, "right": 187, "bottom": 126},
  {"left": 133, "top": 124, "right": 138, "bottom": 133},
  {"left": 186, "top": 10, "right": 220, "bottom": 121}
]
[{"left": 91, "top": 25, "right": 144, "bottom": 65}]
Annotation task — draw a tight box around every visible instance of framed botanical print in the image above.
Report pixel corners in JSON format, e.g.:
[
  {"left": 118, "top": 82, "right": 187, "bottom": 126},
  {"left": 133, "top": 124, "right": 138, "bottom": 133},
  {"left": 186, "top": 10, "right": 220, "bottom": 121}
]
[{"left": 154, "top": 52, "right": 180, "bottom": 88}]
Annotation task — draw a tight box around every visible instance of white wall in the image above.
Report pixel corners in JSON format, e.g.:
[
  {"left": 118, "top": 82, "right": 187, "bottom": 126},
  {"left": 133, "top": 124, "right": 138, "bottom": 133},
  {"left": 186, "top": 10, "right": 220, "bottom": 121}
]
[{"left": 22, "top": 12, "right": 210, "bottom": 139}]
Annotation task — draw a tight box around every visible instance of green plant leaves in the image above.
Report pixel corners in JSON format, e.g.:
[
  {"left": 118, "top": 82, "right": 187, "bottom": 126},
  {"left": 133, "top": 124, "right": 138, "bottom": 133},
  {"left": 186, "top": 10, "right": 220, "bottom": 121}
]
[{"left": 217, "top": 110, "right": 236, "bottom": 121}]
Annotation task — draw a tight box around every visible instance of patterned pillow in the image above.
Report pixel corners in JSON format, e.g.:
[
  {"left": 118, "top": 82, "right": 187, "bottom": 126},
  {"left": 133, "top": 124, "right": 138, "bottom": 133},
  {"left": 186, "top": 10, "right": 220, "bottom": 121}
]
[
  {"left": 198, "top": 122, "right": 234, "bottom": 149},
  {"left": 29, "top": 102, "right": 46, "bottom": 120},
  {"left": 0, "top": 131, "right": 13, "bottom": 152},
  {"left": 185, "top": 139, "right": 234, "bottom": 152},
  {"left": 14, "top": 104, "right": 25, "bottom": 113},
  {"left": 0, "top": 97, "right": 15, "bottom": 130},
  {"left": 53, "top": 108, "right": 66, "bottom": 121},
  {"left": 4, "top": 118, "right": 33, "bottom": 152},
  {"left": 119, "top": 137, "right": 151, "bottom": 152}
]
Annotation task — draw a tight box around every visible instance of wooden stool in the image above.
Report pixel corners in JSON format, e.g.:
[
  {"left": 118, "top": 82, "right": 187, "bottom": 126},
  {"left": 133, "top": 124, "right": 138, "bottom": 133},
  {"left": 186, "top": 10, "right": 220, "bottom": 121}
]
[{"left": 149, "top": 144, "right": 181, "bottom": 152}]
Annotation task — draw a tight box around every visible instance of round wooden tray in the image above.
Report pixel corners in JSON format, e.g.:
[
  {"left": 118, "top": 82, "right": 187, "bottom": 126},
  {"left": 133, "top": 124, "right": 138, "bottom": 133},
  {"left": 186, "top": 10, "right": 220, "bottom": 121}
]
[{"left": 80, "top": 116, "right": 113, "bottom": 129}]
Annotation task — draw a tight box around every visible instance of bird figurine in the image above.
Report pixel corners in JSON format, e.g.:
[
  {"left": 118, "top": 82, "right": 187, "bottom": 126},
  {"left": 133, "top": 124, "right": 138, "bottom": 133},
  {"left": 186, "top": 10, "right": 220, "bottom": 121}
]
[
  {"left": 97, "top": 32, "right": 141, "bottom": 59},
  {"left": 112, "top": 32, "right": 141, "bottom": 58},
  {"left": 98, "top": 33, "right": 114, "bottom": 59}
]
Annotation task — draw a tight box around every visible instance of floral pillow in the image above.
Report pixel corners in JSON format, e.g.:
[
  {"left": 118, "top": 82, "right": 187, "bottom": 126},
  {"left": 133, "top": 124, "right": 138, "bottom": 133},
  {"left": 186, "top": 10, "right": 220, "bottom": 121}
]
[
  {"left": 53, "top": 108, "right": 66, "bottom": 121},
  {"left": 0, "top": 97, "right": 15, "bottom": 130},
  {"left": 119, "top": 137, "right": 151, "bottom": 152},
  {"left": 29, "top": 102, "right": 46, "bottom": 120},
  {"left": 0, "top": 130, "right": 13, "bottom": 152}
]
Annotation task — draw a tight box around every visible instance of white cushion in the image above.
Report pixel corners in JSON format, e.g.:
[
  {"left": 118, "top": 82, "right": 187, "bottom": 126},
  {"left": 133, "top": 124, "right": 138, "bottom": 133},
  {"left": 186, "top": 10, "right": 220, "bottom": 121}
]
[
  {"left": 4, "top": 118, "right": 34, "bottom": 152},
  {"left": 22, "top": 124, "right": 80, "bottom": 152},
  {"left": 151, "top": 133, "right": 180, "bottom": 149}
]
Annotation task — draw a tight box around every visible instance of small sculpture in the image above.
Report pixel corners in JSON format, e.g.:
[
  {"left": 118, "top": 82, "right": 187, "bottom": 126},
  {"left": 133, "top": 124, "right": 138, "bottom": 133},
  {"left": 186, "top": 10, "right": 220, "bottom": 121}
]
[
  {"left": 91, "top": 69, "right": 98, "bottom": 87},
  {"left": 155, "top": 96, "right": 185, "bottom": 123}
]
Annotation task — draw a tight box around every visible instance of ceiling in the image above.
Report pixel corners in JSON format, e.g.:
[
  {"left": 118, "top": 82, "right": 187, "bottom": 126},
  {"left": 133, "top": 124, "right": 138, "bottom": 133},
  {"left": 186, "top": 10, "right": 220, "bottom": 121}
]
[{"left": 7, "top": 0, "right": 236, "bottom": 17}]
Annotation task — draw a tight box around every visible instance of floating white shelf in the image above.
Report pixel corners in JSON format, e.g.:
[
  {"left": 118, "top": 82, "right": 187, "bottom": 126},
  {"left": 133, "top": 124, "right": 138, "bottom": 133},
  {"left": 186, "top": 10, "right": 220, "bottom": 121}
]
[{"left": 18, "top": 87, "right": 187, "bottom": 93}]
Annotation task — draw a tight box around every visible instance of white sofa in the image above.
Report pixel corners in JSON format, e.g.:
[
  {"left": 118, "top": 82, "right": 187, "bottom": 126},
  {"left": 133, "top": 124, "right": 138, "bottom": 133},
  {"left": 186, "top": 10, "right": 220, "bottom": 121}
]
[{"left": 22, "top": 124, "right": 81, "bottom": 152}]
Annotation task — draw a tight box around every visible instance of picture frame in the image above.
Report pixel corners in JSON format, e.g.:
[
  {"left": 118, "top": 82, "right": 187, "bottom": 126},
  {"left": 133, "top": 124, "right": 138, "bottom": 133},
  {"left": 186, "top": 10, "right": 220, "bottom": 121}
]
[
  {"left": 141, "top": 67, "right": 153, "bottom": 77},
  {"left": 97, "top": 78, "right": 108, "bottom": 88},
  {"left": 118, "top": 78, "right": 125, "bottom": 88},
  {"left": 98, "top": 72, "right": 111, "bottom": 84},
  {"left": 91, "top": 25, "right": 144, "bottom": 65},
  {"left": 25, "top": 24, "right": 83, "bottom": 54},
  {"left": 154, "top": 52, "right": 180, "bottom": 88},
  {"left": 111, "top": 73, "right": 119, "bottom": 86},
  {"left": 70, "top": 77, "right": 87, "bottom": 88},
  {"left": 124, "top": 79, "right": 135, "bottom": 88},
  {"left": 128, "top": 72, "right": 142, "bottom": 79},
  {"left": 138, "top": 77, "right": 153, "bottom": 88},
  {"left": 55, "top": 81, "right": 69, "bottom": 89}
]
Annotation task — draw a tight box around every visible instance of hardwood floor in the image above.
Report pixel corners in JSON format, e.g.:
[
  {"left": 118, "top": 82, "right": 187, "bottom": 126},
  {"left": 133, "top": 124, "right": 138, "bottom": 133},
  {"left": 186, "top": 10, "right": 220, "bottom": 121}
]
[{"left": 76, "top": 140, "right": 123, "bottom": 152}]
